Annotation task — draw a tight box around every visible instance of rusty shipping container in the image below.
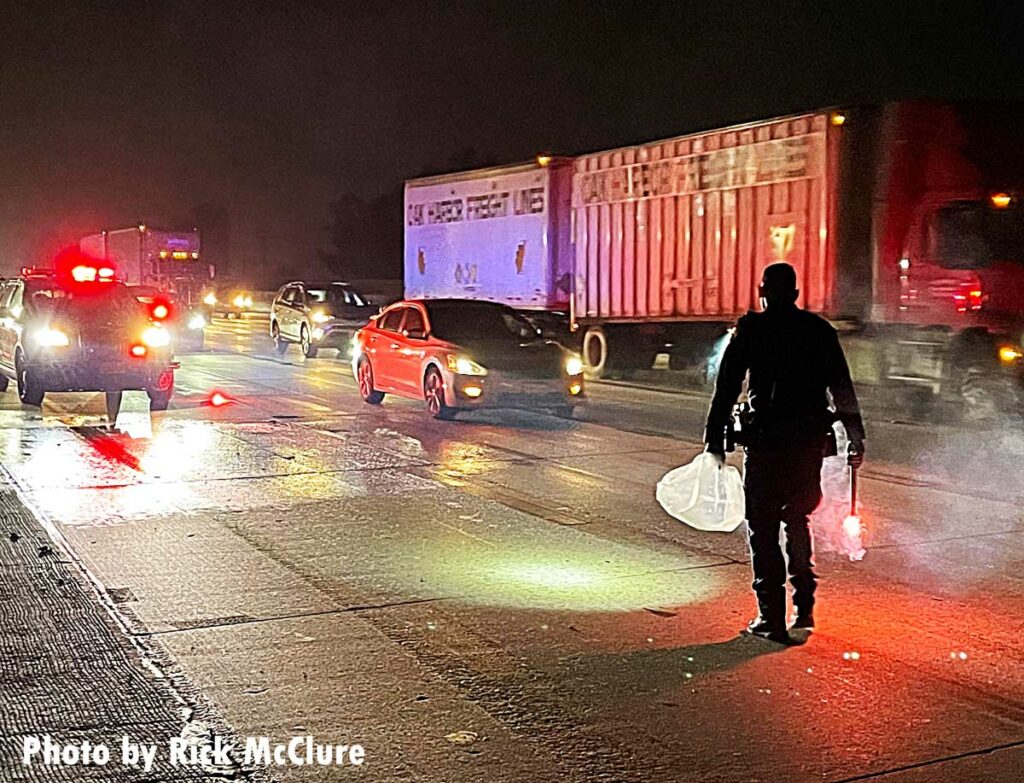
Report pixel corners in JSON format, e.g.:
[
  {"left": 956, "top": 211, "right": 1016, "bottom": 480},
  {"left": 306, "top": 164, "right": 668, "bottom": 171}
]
[{"left": 572, "top": 112, "right": 836, "bottom": 324}]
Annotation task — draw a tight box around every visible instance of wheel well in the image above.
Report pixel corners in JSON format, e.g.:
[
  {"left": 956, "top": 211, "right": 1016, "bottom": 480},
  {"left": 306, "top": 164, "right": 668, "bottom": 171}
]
[{"left": 423, "top": 362, "right": 442, "bottom": 387}]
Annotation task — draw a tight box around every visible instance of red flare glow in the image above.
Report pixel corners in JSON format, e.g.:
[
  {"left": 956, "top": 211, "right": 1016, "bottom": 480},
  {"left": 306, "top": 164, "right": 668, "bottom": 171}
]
[{"left": 208, "top": 391, "right": 233, "bottom": 407}]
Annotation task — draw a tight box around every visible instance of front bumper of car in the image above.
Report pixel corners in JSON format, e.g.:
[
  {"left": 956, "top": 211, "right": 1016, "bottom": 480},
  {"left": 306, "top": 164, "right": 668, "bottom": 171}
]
[
  {"left": 446, "top": 370, "right": 585, "bottom": 410},
  {"left": 311, "top": 321, "right": 362, "bottom": 351}
]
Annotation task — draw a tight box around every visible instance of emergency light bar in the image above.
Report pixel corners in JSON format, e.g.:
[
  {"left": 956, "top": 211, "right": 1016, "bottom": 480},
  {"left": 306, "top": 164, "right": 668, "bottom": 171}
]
[{"left": 70, "top": 265, "right": 116, "bottom": 283}]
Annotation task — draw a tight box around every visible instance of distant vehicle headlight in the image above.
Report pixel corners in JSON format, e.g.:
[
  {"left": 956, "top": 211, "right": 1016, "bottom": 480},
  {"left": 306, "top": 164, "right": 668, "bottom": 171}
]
[
  {"left": 447, "top": 355, "right": 487, "bottom": 376},
  {"left": 311, "top": 309, "right": 333, "bottom": 323},
  {"left": 244, "top": 296, "right": 253, "bottom": 308},
  {"left": 999, "top": 345, "right": 1023, "bottom": 363},
  {"left": 141, "top": 325, "right": 171, "bottom": 348},
  {"left": 203, "top": 292, "right": 217, "bottom": 307},
  {"left": 565, "top": 354, "right": 584, "bottom": 376},
  {"left": 187, "top": 313, "right": 206, "bottom": 330},
  {"left": 37, "top": 326, "right": 70, "bottom": 347},
  {"left": 232, "top": 294, "right": 246, "bottom": 308}
]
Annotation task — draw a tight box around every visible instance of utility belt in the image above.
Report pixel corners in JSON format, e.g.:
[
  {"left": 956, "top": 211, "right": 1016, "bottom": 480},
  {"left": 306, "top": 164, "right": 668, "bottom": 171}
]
[{"left": 726, "top": 402, "right": 838, "bottom": 456}]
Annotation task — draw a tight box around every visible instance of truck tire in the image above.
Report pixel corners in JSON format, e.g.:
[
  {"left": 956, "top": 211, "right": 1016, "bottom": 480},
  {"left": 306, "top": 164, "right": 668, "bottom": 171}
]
[
  {"left": 15, "top": 353, "right": 44, "bottom": 407},
  {"left": 582, "top": 327, "right": 607, "bottom": 379},
  {"left": 945, "top": 329, "right": 1003, "bottom": 421}
]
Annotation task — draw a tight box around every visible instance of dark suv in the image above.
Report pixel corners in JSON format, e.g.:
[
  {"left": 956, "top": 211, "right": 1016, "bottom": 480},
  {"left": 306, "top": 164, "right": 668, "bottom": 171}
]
[
  {"left": 270, "top": 281, "right": 375, "bottom": 358},
  {"left": 0, "top": 270, "right": 176, "bottom": 409}
]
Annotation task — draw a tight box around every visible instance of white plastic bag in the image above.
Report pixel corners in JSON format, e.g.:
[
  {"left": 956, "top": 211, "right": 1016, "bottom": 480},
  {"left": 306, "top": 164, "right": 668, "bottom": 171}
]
[{"left": 656, "top": 452, "right": 746, "bottom": 532}]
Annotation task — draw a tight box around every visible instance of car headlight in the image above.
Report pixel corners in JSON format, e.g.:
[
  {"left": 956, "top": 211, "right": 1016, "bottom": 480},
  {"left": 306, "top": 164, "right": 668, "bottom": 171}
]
[
  {"left": 203, "top": 292, "right": 217, "bottom": 306},
  {"left": 447, "top": 355, "right": 488, "bottom": 375},
  {"left": 999, "top": 345, "right": 1023, "bottom": 364},
  {"left": 311, "top": 309, "right": 333, "bottom": 323},
  {"left": 232, "top": 295, "right": 245, "bottom": 308},
  {"left": 187, "top": 313, "right": 206, "bottom": 330},
  {"left": 244, "top": 296, "right": 253, "bottom": 308},
  {"left": 37, "top": 326, "right": 70, "bottom": 347},
  {"left": 565, "top": 354, "right": 584, "bottom": 376},
  {"left": 141, "top": 325, "right": 171, "bottom": 348}
]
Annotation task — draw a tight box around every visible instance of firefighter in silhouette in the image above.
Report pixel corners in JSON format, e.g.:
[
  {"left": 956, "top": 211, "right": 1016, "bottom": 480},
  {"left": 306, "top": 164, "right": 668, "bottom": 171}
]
[{"left": 704, "top": 262, "right": 865, "bottom": 644}]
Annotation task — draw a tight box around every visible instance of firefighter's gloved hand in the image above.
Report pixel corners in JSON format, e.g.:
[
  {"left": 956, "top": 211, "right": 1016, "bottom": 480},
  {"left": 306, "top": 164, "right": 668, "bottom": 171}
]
[
  {"left": 847, "top": 441, "right": 865, "bottom": 469},
  {"left": 704, "top": 444, "right": 726, "bottom": 469}
]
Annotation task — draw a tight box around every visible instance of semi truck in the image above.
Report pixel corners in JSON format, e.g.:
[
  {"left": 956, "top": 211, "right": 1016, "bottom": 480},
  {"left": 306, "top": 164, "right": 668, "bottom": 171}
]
[
  {"left": 80, "top": 225, "right": 212, "bottom": 306},
  {"left": 405, "top": 103, "right": 1024, "bottom": 409}
]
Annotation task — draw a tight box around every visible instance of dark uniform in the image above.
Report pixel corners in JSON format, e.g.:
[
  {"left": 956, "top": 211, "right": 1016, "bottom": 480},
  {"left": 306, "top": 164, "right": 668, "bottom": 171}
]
[{"left": 704, "top": 303, "right": 865, "bottom": 632}]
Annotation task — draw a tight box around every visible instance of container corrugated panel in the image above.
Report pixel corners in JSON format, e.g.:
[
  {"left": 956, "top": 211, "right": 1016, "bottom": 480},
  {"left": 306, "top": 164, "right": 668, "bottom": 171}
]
[{"left": 572, "top": 113, "right": 833, "bottom": 322}]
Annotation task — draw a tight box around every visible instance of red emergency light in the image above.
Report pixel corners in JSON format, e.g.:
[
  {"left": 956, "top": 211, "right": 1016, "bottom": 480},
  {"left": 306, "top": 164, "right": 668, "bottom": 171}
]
[{"left": 52, "top": 248, "right": 118, "bottom": 287}]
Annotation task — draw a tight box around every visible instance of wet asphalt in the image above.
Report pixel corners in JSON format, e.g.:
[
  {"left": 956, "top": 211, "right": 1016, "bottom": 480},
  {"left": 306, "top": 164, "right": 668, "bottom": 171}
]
[{"left": 1, "top": 313, "right": 1022, "bottom": 782}]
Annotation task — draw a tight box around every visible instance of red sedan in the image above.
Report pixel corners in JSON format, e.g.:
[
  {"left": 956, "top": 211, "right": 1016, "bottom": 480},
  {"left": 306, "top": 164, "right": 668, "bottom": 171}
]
[{"left": 352, "top": 299, "right": 584, "bottom": 419}]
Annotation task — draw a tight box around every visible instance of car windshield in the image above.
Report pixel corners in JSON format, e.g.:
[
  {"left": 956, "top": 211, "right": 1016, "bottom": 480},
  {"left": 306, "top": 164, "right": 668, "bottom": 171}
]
[
  {"left": 935, "top": 201, "right": 1024, "bottom": 268},
  {"left": 307, "top": 286, "right": 367, "bottom": 307},
  {"left": 426, "top": 302, "right": 541, "bottom": 344}
]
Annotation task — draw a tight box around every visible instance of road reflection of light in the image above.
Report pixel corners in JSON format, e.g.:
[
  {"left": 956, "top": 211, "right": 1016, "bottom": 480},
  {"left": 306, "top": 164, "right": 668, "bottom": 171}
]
[
  {"left": 503, "top": 563, "right": 598, "bottom": 588},
  {"left": 140, "top": 422, "right": 216, "bottom": 479},
  {"left": 115, "top": 411, "right": 153, "bottom": 439},
  {"left": 106, "top": 481, "right": 192, "bottom": 521},
  {"left": 439, "top": 441, "right": 493, "bottom": 477},
  {"left": 410, "top": 541, "right": 719, "bottom": 612},
  {"left": 28, "top": 436, "right": 91, "bottom": 487}
]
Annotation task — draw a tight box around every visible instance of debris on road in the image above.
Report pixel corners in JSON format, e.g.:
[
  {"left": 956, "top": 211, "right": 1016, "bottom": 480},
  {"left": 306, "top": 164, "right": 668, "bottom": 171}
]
[{"left": 445, "top": 730, "right": 480, "bottom": 746}]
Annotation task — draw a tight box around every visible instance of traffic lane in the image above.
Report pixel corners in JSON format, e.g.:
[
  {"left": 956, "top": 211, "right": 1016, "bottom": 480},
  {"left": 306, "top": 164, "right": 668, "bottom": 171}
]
[
  {"left": 5, "top": 341, "right": 1022, "bottom": 778},
  {"left": 11, "top": 401, "right": 1024, "bottom": 781},
  {"left": 202, "top": 313, "right": 1024, "bottom": 508},
  {"left": 5, "top": 339, "right": 1020, "bottom": 579},
  {"left": 13, "top": 392, "right": 1020, "bottom": 590}
]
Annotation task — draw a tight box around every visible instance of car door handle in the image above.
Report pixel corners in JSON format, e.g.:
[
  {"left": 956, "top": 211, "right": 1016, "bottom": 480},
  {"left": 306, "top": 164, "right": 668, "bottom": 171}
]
[
  {"left": 389, "top": 342, "right": 399, "bottom": 349},
  {"left": 370, "top": 335, "right": 378, "bottom": 342}
]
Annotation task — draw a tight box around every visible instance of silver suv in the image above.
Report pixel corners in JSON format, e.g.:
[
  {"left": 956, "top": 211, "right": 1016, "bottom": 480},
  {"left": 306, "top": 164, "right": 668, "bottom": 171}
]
[{"left": 270, "top": 281, "right": 375, "bottom": 358}]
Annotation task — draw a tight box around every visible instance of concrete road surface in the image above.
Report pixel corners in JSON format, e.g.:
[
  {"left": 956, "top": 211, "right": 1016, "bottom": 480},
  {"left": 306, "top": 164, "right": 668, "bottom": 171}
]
[{"left": 1, "top": 312, "right": 1022, "bottom": 782}]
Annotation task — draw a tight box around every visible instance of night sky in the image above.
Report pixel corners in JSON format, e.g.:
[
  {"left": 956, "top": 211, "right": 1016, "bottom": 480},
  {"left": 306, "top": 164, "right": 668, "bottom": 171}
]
[{"left": 2, "top": 0, "right": 1022, "bottom": 280}]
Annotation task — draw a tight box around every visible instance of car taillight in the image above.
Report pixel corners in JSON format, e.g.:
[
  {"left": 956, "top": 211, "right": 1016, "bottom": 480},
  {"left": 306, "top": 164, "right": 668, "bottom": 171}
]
[
  {"left": 130, "top": 344, "right": 147, "bottom": 357},
  {"left": 151, "top": 302, "right": 170, "bottom": 320}
]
